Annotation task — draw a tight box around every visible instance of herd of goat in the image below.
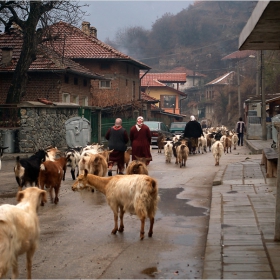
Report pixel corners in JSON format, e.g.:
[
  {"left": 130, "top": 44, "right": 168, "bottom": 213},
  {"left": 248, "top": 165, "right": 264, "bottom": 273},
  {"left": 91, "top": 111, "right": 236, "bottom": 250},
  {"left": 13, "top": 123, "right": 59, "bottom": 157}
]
[{"left": 0, "top": 125, "right": 238, "bottom": 279}]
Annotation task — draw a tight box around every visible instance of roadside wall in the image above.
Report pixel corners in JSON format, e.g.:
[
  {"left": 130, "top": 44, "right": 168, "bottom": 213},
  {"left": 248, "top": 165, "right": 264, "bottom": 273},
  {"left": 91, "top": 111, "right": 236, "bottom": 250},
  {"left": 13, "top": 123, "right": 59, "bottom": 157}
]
[{"left": 0, "top": 105, "right": 79, "bottom": 153}]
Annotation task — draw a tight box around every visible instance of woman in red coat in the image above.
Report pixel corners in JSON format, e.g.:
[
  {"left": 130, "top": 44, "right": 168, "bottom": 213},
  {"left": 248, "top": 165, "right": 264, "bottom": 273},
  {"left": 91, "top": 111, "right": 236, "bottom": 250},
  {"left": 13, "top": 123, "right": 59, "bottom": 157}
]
[{"left": 129, "top": 116, "right": 152, "bottom": 164}]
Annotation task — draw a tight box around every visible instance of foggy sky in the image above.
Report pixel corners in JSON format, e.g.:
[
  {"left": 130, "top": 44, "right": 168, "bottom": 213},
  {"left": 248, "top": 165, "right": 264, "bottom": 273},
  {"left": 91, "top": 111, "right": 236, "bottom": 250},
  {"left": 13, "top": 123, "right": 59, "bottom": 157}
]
[{"left": 81, "top": 1, "right": 192, "bottom": 42}]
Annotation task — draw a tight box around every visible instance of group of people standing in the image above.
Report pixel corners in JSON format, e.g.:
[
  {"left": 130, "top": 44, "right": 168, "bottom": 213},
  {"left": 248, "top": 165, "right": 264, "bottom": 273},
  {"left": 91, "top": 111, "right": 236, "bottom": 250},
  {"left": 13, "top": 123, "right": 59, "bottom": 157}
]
[
  {"left": 105, "top": 115, "right": 246, "bottom": 176},
  {"left": 105, "top": 116, "right": 152, "bottom": 176}
]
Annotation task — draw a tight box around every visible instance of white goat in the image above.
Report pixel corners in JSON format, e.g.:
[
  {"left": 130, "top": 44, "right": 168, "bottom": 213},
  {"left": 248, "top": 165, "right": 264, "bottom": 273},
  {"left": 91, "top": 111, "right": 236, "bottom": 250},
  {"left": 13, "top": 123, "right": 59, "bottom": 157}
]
[
  {"left": 198, "top": 136, "right": 207, "bottom": 154},
  {"left": 72, "top": 170, "right": 159, "bottom": 240},
  {"left": 164, "top": 141, "right": 173, "bottom": 163},
  {"left": 231, "top": 133, "right": 239, "bottom": 150},
  {"left": 0, "top": 187, "right": 47, "bottom": 279},
  {"left": 212, "top": 141, "right": 224, "bottom": 166}
]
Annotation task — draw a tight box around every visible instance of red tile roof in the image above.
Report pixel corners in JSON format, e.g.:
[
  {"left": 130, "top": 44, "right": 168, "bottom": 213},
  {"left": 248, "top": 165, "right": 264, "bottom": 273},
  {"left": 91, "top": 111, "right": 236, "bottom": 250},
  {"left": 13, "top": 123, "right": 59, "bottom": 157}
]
[
  {"left": 168, "top": 66, "right": 206, "bottom": 77},
  {"left": 45, "top": 22, "right": 150, "bottom": 69},
  {"left": 221, "top": 50, "right": 257, "bottom": 60},
  {"left": 141, "top": 92, "right": 159, "bottom": 103},
  {"left": 141, "top": 72, "right": 186, "bottom": 86},
  {"left": 0, "top": 29, "right": 104, "bottom": 79}
]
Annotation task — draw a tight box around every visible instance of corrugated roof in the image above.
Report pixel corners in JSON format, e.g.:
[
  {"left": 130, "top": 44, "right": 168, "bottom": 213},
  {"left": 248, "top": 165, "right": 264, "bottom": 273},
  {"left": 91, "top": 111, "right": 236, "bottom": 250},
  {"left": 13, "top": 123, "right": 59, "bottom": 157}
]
[
  {"left": 221, "top": 50, "right": 257, "bottom": 60},
  {"left": 45, "top": 22, "right": 150, "bottom": 70},
  {"left": 168, "top": 66, "right": 206, "bottom": 77},
  {"left": 206, "top": 71, "right": 235, "bottom": 85}
]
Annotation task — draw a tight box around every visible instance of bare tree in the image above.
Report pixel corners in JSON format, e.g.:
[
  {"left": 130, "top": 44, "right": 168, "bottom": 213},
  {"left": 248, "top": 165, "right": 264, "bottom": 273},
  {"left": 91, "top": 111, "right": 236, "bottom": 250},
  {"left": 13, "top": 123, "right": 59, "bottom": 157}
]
[{"left": 0, "top": 1, "right": 88, "bottom": 104}]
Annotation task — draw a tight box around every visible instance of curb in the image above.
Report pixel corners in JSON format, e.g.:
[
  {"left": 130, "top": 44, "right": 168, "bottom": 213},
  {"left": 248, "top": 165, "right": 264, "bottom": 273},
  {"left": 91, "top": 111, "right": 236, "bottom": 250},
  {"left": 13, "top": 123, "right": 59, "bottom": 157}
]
[
  {"left": 212, "top": 165, "right": 227, "bottom": 186},
  {"left": 2, "top": 153, "right": 32, "bottom": 161}
]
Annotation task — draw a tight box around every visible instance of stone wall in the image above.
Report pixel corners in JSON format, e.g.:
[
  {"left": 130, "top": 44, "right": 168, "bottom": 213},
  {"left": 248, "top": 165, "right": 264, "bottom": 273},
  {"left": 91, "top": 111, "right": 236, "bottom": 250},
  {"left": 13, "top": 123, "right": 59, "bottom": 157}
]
[
  {"left": 0, "top": 106, "right": 79, "bottom": 153},
  {"left": 19, "top": 106, "right": 79, "bottom": 152}
]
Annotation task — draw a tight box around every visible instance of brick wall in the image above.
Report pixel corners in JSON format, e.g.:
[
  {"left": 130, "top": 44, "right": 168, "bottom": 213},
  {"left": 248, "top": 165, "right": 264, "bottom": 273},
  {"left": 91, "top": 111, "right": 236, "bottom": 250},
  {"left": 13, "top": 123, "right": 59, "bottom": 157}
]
[
  {"left": 0, "top": 72, "right": 91, "bottom": 105},
  {"left": 74, "top": 59, "right": 141, "bottom": 107}
]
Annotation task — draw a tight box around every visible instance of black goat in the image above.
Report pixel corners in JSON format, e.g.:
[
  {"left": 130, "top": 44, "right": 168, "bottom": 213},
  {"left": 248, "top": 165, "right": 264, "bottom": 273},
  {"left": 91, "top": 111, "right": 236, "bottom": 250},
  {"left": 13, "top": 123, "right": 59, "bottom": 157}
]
[{"left": 14, "top": 149, "right": 47, "bottom": 191}]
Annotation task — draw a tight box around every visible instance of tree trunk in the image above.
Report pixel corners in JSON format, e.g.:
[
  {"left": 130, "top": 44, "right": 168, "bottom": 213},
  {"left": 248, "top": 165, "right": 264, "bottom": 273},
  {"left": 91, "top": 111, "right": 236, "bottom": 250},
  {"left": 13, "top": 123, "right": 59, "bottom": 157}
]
[{"left": 5, "top": 3, "right": 42, "bottom": 104}]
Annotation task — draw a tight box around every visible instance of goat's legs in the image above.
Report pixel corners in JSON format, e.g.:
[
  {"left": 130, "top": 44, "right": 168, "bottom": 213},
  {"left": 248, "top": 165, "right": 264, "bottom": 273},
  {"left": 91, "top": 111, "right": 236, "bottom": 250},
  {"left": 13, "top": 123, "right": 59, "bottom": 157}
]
[
  {"left": 118, "top": 206, "right": 124, "bottom": 232},
  {"left": 70, "top": 169, "right": 76, "bottom": 180},
  {"left": 12, "top": 257, "right": 19, "bottom": 279},
  {"left": 26, "top": 247, "right": 35, "bottom": 279},
  {"left": 148, "top": 216, "right": 154, "bottom": 237},
  {"left": 140, "top": 217, "right": 145, "bottom": 240},
  {"left": 111, "top": 210, "right": 119, "bottom": 234},
  {"left": 54, "top": 186, "right": 60, "bottom": 204}
]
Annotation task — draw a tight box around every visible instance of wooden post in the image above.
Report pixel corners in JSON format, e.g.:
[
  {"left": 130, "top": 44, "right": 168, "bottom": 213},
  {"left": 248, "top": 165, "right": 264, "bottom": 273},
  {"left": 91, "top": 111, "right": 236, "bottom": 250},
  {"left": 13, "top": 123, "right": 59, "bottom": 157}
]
[{"left": 274, "top": 122, "right": 280, "bottom": 240}]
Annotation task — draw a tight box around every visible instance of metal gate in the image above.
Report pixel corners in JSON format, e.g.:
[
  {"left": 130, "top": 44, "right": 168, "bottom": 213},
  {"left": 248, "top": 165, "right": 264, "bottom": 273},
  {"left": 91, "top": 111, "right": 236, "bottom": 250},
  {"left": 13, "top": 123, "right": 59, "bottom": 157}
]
[
  {"left": 65, "top": 116, "right": 91, "bottom": 147},
  {"left": 90, "top": 113, "right": 135, "bottom": 145}
]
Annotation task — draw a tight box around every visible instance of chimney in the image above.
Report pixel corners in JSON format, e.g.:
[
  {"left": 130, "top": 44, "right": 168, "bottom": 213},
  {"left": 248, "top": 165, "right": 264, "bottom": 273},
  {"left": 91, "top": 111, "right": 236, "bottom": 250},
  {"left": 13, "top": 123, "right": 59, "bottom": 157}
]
[
  {"left": 82, "top": 21, "right": 90, "bottom": 36},
  {"left": 90, "top": 27, "right": 97, "bottom": 38},
  {"left": 1, "top": 47, "right": 13, "bottom": 65}
]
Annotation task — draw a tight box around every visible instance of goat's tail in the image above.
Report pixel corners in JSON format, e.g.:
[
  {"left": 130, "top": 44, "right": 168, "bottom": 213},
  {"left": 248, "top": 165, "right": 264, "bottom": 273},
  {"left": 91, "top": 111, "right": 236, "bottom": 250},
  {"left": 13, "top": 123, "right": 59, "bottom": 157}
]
[{"left": 0, "top": 220, "right": 15, "bottom": 278}]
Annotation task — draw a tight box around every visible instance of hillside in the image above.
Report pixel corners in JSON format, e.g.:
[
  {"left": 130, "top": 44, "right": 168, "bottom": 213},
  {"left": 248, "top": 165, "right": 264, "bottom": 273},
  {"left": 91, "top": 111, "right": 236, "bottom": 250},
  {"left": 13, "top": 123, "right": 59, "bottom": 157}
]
[{"left": 107, "top": 1, "right": 257, "bottom": 82}]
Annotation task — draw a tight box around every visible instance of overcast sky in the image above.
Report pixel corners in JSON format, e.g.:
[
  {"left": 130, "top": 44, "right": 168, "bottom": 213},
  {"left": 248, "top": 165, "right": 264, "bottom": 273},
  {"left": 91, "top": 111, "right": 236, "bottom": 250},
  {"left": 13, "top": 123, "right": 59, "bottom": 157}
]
[{"left": 81, "top": 1, "right": 192, "bottom": 42}]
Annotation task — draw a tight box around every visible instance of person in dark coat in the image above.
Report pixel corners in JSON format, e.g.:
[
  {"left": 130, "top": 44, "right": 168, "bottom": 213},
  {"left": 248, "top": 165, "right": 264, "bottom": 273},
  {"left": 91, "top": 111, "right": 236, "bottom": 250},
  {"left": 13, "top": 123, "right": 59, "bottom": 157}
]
[
  {"left": 105, "top": 118, "right": 129, "bottom": 176},
  {"left": 129, "top": 116, "right": 152, "bottom": 165},
  {"left": 183, "top": 115, "right": 204, "bottom": 154},
  {"left": 235, "top": 117, "right": 246, "bottom": 146}
]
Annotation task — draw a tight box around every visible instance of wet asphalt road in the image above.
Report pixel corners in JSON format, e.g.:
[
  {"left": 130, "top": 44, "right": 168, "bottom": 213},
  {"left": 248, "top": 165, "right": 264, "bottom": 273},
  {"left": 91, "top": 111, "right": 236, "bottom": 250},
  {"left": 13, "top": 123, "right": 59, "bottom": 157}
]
[{"left": 0, "top": 145, "right": 259, "bottom": 279}]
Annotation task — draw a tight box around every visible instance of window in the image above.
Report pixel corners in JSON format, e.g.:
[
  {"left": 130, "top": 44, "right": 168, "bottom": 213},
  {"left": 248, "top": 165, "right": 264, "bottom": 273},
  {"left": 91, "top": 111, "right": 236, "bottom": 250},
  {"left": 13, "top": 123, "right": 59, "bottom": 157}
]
[
  {"left": 62, "top": 93, "right": 70, "bottom": 103},
  {"left": 161, "top": 95, "right": 176, "bottom": 108},
  {"left": 126, "top": 79, "right": 128, "bottom": 86},
  {"left": 73, "top": 95, "right": 79, "bottom": 104},
  {"left": 99, "top": 80, "right": 111, "bottom": 88},
  {"left": 83, "top": 79, "right": 87, "bottom": 87},
  {"left": 81, "top": 97, "right": 88, "bottom": 106},
  {"left": 64, "top": 75, "right": 69, "bottom": 84},
  {"left": 74, "top": 77, "right": 78, "bottom": 85}
]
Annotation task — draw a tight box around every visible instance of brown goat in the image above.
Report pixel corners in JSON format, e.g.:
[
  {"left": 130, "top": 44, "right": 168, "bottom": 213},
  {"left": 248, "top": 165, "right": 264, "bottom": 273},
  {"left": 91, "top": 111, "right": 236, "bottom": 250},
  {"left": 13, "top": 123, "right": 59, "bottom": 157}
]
[
  {"left": 38, "top": 157, "right": 67, "bottom": 205},
  {"left": 124, "top": 147, "right": 132, "bottom": 168},
  {"left": 126, "top": 156, "right": 151, "bottom": 175},
  {"left": 157, "top": 133, "right": 166, "bottom": 153}
]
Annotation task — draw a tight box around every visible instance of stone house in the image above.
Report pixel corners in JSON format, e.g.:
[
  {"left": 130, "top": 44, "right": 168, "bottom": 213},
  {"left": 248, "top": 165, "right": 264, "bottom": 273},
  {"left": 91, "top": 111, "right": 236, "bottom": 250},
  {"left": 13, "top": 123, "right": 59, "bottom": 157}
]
[{"left": 140, "top": 72, "right": 187, "bottom": 117}]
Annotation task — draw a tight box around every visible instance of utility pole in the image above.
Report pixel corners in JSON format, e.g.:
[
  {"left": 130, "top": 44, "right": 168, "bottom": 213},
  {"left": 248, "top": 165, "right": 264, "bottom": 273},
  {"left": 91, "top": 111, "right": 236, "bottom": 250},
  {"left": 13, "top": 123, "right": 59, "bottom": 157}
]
[
  {"left": 237, "top": 60, "right": 241, "bottom": 117},
  {"left": 260, "top": 50, "right": 267, "bottom": 140},
  {"left": 256, "top": 51, "right": 260, "bottom": 96}
]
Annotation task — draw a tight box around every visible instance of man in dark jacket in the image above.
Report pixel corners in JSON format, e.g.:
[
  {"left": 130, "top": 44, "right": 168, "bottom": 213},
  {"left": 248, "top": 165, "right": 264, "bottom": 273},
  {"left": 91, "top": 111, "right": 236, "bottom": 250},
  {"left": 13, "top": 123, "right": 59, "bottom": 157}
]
[
  {"left": 105, "top": 118, "right": 129, "bottom": 176},
  {"left": 183, "top": 115, "right": 204, "bottom": 154},
  {"left": 235, "top": 117, "right": 246, "bottom": 146}
]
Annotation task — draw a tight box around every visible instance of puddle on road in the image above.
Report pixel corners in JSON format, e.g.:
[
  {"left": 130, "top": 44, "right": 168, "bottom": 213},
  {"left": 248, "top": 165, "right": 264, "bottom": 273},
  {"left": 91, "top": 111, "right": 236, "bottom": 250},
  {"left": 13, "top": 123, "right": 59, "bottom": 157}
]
[{"left": 158, "top": 188, "right": 206, "bottom": 217}]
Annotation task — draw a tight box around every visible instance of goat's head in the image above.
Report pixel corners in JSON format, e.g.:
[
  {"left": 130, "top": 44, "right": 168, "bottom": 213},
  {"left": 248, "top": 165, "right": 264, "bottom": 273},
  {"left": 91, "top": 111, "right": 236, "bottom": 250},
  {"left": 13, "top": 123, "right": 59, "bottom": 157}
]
[
  {"left": 35, "top": 149, "right": 47, "bottom": 162},
  {"left": 72, "top": 169, "right": 89, "bottom": 191},
  {"left": 16, "top": 187, "right": 47, "bottom": 211}
]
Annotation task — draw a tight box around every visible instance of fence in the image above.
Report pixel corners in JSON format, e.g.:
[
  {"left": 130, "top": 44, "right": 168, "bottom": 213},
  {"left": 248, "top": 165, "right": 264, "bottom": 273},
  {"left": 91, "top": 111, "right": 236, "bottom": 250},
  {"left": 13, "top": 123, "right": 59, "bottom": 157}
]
[{"left": 90, "top": 114, "right": 135, "bottom": 145}]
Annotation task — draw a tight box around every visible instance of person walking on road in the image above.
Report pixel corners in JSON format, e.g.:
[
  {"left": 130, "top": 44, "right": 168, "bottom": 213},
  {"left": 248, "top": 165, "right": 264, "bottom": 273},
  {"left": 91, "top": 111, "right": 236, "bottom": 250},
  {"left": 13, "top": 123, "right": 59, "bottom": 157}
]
[
  {"left": 183, "top": 115, "right": 204, "bottom": 154},
  {"left": 130, "top": 116, "right": 152, "bottom": 165},
  {"left": 105, "top": 118, "right": 129, "bottom": 176},
  {"left": 235, "top": 117, "right": 246, "bottom": 146}
]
